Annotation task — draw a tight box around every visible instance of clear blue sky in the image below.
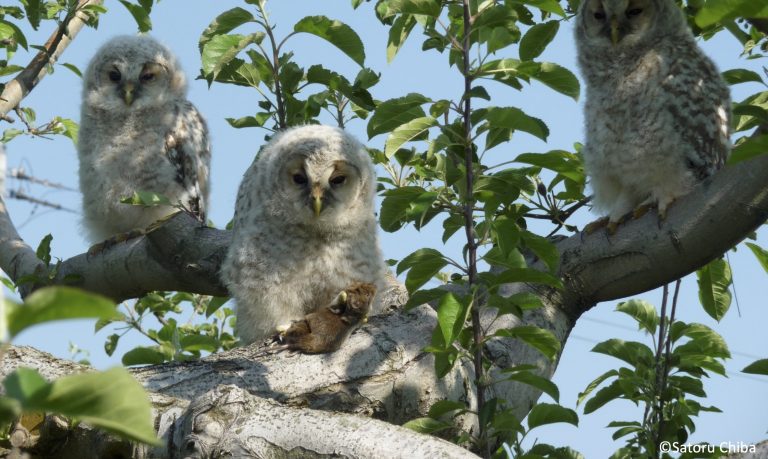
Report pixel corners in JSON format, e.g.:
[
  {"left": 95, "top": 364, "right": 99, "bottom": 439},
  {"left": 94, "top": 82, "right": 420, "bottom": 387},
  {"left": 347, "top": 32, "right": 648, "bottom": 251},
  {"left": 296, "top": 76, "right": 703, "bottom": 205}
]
[{"left": 2, "top": 1, "right": 766, "bottom": 456}]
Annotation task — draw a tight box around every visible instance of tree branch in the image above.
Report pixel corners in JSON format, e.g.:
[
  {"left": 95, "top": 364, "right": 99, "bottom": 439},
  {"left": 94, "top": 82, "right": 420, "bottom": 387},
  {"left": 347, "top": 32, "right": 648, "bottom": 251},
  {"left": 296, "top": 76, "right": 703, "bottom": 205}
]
[{"left": 0, "top": 0, "right": 102, "bottom": 117}]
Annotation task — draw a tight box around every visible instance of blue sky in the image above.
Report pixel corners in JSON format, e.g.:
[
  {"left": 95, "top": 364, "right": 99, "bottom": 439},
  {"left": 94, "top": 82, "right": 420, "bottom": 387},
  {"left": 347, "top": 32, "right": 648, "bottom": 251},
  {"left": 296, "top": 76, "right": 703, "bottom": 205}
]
[{"left": 2, "top": 0, "right": 767, "bottom": 456}]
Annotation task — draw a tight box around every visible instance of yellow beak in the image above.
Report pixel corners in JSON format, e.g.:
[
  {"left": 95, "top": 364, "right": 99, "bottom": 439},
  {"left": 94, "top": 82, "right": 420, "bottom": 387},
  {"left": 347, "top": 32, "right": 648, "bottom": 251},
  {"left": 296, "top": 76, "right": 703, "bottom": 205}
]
[
  {"left": 339, "top": 290, "right": 348, "bottom": 304},
  {"left": 313, "top": 195, "right": 323, "bottom": 217},
  {"left": 610, "top": 17, "right": 620, "bottom": 45},
  {"left": 121, "top": 83, "right": 135, "bottom": 106}
]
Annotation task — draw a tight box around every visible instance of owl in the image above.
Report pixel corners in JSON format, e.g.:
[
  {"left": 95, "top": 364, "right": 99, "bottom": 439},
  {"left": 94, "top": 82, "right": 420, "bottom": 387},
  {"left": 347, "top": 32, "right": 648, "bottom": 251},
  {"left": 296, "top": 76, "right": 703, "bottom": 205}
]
[
  {"left": 78, "top": 35, "right": 210, "bottom": 243},
  {"left": 221, "top": 125, "right": 387, "bottom": 346},
  {"left": 574, "top": 0, "right": 731, "bottom": 226}
]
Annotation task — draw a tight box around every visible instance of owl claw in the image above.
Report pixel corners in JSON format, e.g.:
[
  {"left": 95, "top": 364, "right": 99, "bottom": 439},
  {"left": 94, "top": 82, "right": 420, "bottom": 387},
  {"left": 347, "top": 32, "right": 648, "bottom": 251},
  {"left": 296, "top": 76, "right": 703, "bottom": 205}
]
[
  {"left": 86, "top": 229, "right": 146, "bottom": 257},
  {"left": 632, "top": 204, "right": 652, "bottom": 220},
  {"left": 583, "top": 217, "right": 609, "bottom": 235}
]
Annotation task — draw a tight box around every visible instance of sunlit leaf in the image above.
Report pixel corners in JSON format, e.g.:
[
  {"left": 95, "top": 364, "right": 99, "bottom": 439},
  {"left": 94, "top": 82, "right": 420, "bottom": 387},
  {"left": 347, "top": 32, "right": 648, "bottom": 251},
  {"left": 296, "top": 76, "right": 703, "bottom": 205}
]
[
  {"left": 294, "top": 16, "right": 365, "bottom": 66},
  {"left": 615, "top": 299, "right": 658, "bottom": 335},
  {"left": 743, "top": 359, "right": 768, "bottom": 375},
  {"left": 5, "top": 367, "right": 158, "bottom": 444},
  {"left": 397, "top": 248, "right": 448, "bottom": 293},
  {"left": 6, "top": 287, "right": 118, "bottom": 338},
  {"left": 696, "top": 257, "right": 732, "bottom": 321},
  {"left": 384, "top": 116, "right": 437, "bottom": 157},
  {"left": 520, "top": 21, "right": 559, "bottom": 61},
  {"left": 527, "top": 403, "right": 578, "bottom": 429}
]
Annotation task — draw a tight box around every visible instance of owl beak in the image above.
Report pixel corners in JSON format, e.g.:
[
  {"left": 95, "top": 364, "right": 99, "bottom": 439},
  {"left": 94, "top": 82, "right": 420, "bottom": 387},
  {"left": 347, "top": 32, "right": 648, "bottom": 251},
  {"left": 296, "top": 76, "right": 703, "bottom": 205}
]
[
  {"left": 121, "top": 83, "right": 135, "bottom": 106},
  {"left": 311, "top": 187, "right": 324, "bottom": 217},
  {"left": 610, "top": 17, "right": 620, "bottom": 45}
]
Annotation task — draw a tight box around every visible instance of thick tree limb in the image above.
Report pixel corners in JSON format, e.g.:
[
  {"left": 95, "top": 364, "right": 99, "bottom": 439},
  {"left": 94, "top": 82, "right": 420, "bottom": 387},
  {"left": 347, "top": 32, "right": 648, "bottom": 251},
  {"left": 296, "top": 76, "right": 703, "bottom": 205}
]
[{"left": 0, "top": 0, "right": 103, "bottom": 117}]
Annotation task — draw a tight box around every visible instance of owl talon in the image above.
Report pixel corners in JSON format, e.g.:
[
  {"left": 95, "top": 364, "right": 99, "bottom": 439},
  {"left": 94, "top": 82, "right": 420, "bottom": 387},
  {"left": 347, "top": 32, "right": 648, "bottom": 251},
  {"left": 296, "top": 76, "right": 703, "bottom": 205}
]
[
  {"left": 86, "top": 229, "right": 146, "bottom": 257},
  {"left": 583, "top": 217, "right": 609, "bottom": 235},
  {"left": 632, "top": 204, "right": 653, "bottom": 220},
  {"left": 606, "top": 221, "right": 618, "bottom": 235}
]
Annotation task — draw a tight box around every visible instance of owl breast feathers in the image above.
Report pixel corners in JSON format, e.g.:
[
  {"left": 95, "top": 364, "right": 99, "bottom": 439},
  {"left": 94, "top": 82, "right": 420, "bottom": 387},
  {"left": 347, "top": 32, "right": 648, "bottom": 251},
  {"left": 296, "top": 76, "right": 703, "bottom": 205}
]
[
  {"left": 78, "top": 35, "right": 211, "bottom": 243},
  {"left": 575, "top": 0, "right": 731, "bottom": 223},
  {"left": 221, "top": 125, "right": 387, "bottom": 345}
]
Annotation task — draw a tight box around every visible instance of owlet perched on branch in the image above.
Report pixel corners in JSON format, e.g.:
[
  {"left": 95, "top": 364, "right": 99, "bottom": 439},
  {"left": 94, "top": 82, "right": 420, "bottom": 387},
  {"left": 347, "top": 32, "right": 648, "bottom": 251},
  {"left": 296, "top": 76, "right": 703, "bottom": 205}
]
[
  {"left": 221, "top": 125, "right": 386, "bottom": 345},
  {"left": 78, "top": 35, "right": 210, "bottom": 243},
  {"left": 575, "top": 0, "right": 731, "bottom": 227}
]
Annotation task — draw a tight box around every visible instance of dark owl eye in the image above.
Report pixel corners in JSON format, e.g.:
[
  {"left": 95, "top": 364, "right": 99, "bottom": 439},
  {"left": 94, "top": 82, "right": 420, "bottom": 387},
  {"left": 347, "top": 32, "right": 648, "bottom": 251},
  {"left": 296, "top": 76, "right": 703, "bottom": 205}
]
[
  {"left": 108, "top": 69, "right": 121, "bottom": 82},
  {"left": 593, "top": 11, "right": 606, "bottom": 20},
  {"left": 329, "top": 175, "right": 346, "bottom": 186},
  {"left": 626, "top": 8, "right": 643, "bottom": 17},
  {"left": 292, "top": 173, "right": 308, "bottom": 185},
  {"left": 140, "top": 72, "right": 155, "bottom": 83}
]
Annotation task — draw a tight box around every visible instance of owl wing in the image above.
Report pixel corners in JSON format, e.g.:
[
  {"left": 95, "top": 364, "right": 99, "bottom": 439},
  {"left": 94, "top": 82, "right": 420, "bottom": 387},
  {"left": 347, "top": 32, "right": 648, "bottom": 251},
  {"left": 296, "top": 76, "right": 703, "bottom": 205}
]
[
  {"left": 666, "top": 49, "right": 731, "bottom": 180},
  {"left": 165, "top": 101, "right": 211, "bottom": 221}
]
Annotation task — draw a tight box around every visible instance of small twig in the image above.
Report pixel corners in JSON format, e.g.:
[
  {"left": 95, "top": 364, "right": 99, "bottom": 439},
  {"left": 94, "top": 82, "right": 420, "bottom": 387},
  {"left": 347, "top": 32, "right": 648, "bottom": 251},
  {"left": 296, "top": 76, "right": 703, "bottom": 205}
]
[
  {"left": 9, "top": 168, "right": 77, "bottom": 191},
  {"left": 0, "top": 0, "right": 103, "bottom": 116},
  {"left": 8, "top": 189, "right": 77, "bottom": 213}
]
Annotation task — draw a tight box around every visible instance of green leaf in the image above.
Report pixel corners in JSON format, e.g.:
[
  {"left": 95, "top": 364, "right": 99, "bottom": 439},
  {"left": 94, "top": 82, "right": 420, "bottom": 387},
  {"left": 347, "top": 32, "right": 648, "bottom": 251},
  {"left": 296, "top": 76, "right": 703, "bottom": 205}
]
[
  {"left": 6, "top": 287, "right": 118, "bottom": 339},
  {"left": 520, "top": 0, "right": 566, "bottom": 16},
  {"left": 721, "top": 69, "right": 763, "bottom": 86},
  {"left": 199, "top": 7, "right": 255, "bottom": 50},
  {"left": 506, "top": 371, "right": 560, "bottom": 402},
  {"left": 583, "top": 380, "right": 624, "bottom": 414},
  {"left": 529, "top": 62, "right": 580, "bottom": 101},
  {"left": 206, "top": 296, "right": 230, "bottom": 317},
  {"left": 226, "top": 114, "right": 271, "bottom": 129},
  {"left": 494, "top": 326, "right": 560, "bottom": 361},
  {"left": 180, "top": 334, "right": 219, "bottom": 352},
  {"left": 695, "top": 0, "right": 768, "bottom": 28},
  {"left": 397, "top": 248, "right": 448, "bottom": 293},
  {"left": 696, "top": 257, "right": 732, "bottom": 321},
  {"left": 436, "top": 293, "right": 469, "bottom": 346},
  {"left": 615, "top": 299, "right": 658, "bottom": 335},
  {"left": 386, "top": 14, "right": 416, "bottom": 62},
  {"left": 381, "top": 0, "right": 442, "bottom": 18},
  {"left": 5, "top": 367, "right": 159, "bottom": 445},
  {"left": 527, "top": 403, "right": 578, "bottom": 429},
  {"left": 592, "top": 339, "right": 654, "bottom": 367},
  {"left": 294, "top": 16, "right": 365, "bottom": 67},
  {"left": 743, "top": 359, "right": 768, "bottom": 375},
  {"left": 746, "top": 242, "right": 768, "bottom": 274},
  {"left": 0, "top": 20, "right": 27, "bottom": 50},
  {"left": 384, "top": 116, "right": 437, "bottom": 157},
  {"left": 23, "top": 0, "right": 42, "bottom": 29},
  {"left": 367, "top": 93, "right": 430, "bottom": 138},
  {"left": 379, "top": 186, "right": 428, "bottom": 232},
  {"left": 521, "top": 231, "right": 559, "bottom": 274},
  {"left": 122, "top": 346, "right": 168, "bottom": 366},
  {"left": 0, "top": 65, "right": 24, "bottom": 77},
  {"left": 427, "top": 400, "right": 466, "bottom": 418},
  {"left": 520, "top": 21, "right": 559, "bottom": 61},
  {"left": 728, "top": 134, "right": 768, "bottom": 164},
  {"left": 577, "top": 369, "right": 618, "bottom": 406},
  {"left": 402, "top": 417, "right": 453, "bottom": 434},
  {"left": 484, "top": 107, "right": 549, "bottom": 141},
  {"left": 514, "top": 150, "right": 584, "bottom": 183},
  {"left": 118, "top": 1, "right": 151, "bottom": 32},
  {"left": 201, "top": 33, "right": 263, "bottom": 82},
  {"left": 35, "top": 234, "right": 53, "bottom": 265},
  {"left": 120, "top": 190, "right": 172, "bottom": 207}
]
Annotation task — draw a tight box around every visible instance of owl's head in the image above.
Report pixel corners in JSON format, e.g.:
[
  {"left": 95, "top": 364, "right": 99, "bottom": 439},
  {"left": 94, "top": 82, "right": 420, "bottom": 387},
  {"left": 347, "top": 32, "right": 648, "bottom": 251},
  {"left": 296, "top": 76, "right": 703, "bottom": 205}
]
[
  {"left": 576, "top": 0, "right": 685, "bottom": 48},
  {"left": 257, "top": 125, "right": 376, "bottom": 230},
  {"left": 83, "top": 35, "right": 186, "bottom": 112}
]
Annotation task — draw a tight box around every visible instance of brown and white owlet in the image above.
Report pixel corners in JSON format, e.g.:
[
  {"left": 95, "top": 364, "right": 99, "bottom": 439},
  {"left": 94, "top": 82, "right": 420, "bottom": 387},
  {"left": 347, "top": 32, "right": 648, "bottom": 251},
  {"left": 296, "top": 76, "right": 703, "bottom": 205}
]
[
  {"left": 281, "top": 282, "right": 376, "bottom": 353},
  {"left": 575, "top": 0, "right": 731, "bottom": 224},
  {"left": 220, "top": 125, "right": 387, "bottom": 345},
  {"left": 78, "top": 35, "right": 210, "bottom": 243}
]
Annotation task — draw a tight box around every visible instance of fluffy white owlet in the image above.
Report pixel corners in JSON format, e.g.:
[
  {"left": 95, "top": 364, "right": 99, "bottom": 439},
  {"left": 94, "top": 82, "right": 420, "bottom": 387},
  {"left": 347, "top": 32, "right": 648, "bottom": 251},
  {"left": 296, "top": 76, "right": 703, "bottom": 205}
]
[
  {"left": 221, "top": 125, "right": 387, "bottom": 345},
  {"left": 78, "top": 35, "right": 211, "bottom": 243},
  {"left": 575, "top": 0, "right": 731, "bottom": 223}
]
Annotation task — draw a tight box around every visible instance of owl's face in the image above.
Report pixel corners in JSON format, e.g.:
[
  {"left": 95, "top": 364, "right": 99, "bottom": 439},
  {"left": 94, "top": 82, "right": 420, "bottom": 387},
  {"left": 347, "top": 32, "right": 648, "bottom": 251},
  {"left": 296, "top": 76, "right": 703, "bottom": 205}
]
[
  {"left": 257, "top": 125, "right": 376, "bottom": 231},
  {"left": 578, "top": 0, "right": 659, "bottom": 47},
  {"left": 83, "top": 36, "right": 186, "bottom": 113}
]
